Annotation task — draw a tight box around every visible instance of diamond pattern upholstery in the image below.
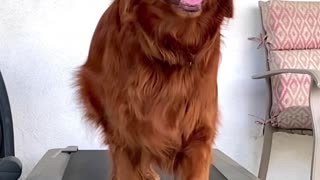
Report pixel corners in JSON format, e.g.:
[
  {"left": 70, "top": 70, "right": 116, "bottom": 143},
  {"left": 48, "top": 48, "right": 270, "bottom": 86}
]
[
  {"left": 262, "top": 0, "right": 320, "bottom": 50},
  {"left": 260, "top": 0, "right": 320, "bottom": 129}
]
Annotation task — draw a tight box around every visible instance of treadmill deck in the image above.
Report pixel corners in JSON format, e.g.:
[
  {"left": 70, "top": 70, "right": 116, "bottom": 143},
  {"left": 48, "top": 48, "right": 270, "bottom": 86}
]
[
  {"left": 26, "top": 147, "right": 259, "bottom": 180},
  {"left": 62, "top": 150, "right": 226, "bottom": 180}
]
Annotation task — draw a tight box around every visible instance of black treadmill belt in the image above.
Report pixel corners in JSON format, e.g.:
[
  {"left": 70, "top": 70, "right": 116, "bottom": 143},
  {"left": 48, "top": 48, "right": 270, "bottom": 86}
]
[{"left": 62, "top": 150, "right": 227, "bottom": 180}]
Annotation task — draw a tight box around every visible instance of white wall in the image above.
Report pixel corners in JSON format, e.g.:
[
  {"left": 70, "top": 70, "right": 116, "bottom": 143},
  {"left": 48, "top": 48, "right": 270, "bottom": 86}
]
[{"left": 0, "top": 0, "right": 268, "bottom": 178}]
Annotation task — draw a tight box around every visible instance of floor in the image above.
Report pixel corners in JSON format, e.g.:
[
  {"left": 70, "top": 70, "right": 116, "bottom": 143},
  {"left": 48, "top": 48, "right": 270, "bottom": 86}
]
[{"left": 267, "top": 132, "right": 313, "bottom": 180}]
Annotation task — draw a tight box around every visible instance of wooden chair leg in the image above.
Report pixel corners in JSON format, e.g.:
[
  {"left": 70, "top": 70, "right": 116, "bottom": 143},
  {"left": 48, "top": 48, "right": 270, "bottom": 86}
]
[
  {"left": 309, "top": 83, "right": 320, "bottom": 180},
  {"left": 258, "top": 123, "right": 274, "bottom": 180}
]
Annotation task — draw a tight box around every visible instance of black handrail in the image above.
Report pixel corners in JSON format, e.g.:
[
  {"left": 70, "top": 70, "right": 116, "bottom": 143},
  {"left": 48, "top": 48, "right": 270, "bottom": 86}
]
[{"left": 0, "top": 72, "right": 15, "bottom": 157}]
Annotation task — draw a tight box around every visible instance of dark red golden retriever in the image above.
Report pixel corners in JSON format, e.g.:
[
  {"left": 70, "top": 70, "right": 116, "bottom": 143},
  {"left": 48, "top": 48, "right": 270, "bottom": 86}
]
[{"left": 77, "top": 0, "right": 233, "bottom": 179}]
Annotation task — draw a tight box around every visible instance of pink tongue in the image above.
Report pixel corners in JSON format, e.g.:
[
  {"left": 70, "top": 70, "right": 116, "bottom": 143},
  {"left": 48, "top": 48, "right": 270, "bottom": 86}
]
[{"left": 181, "top": 0, "right": 203, "bottom": 6}]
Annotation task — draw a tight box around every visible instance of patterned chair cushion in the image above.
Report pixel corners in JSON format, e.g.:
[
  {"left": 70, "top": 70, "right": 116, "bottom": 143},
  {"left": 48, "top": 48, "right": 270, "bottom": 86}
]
[
  {"left": 269, "top": 49, "right": 320, "bottom": 129},
  {"left": 273, "top": 106, "right": 312, "bottom": 129},
  {"left": 261, "top": 0, "right": 320, "bottom": 50}
]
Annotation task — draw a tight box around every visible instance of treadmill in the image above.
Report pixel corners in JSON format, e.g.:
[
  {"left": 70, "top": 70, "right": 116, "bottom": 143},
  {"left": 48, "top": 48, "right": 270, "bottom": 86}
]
[{"left": 26, "top": 146, "right": 259, "bottom": 180}]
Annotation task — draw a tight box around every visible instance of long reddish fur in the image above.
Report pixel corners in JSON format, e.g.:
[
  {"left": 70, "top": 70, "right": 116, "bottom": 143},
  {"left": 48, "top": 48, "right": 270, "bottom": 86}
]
[{"left": 76, "top": 0, "right": 233, "bottom": 179}]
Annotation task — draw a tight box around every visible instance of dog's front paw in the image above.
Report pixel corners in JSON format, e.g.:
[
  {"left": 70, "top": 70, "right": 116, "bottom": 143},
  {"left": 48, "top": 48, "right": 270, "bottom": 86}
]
[{"left": 144, "top": 168, "right": 160, "bottom": 180}]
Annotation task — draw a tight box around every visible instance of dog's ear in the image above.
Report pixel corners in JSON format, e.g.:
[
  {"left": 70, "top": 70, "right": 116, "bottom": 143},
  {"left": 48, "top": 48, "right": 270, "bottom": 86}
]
[
  {"left": 118, "top": 0, "right": 138, "bottom": 16},
  {"left": 118, "top": 0, "right": 139, "bottom": 23},
  {"left": 218, "top": 0, "right": 234, "bottom": 18}
]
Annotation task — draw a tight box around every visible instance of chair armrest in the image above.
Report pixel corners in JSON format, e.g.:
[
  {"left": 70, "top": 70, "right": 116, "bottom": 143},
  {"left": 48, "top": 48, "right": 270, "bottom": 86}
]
[
  {"left": 253, "top": 69, "right": 320, "bottom": 179},
  {"left": 252, "top": 69, "right": 320, "bottom": 88},
  {"left": 0, "top": 156, "right": 22, "bottom": 180}
]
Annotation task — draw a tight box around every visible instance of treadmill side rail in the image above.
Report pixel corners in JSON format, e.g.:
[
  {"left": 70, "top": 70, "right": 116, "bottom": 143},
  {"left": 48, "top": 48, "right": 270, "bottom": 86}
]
[
  {"left": 213, "top": 149, "right": 259, "bottom": 180},
  {"left": 26, "top": 147, "right": 78, "bottom": 180}
]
